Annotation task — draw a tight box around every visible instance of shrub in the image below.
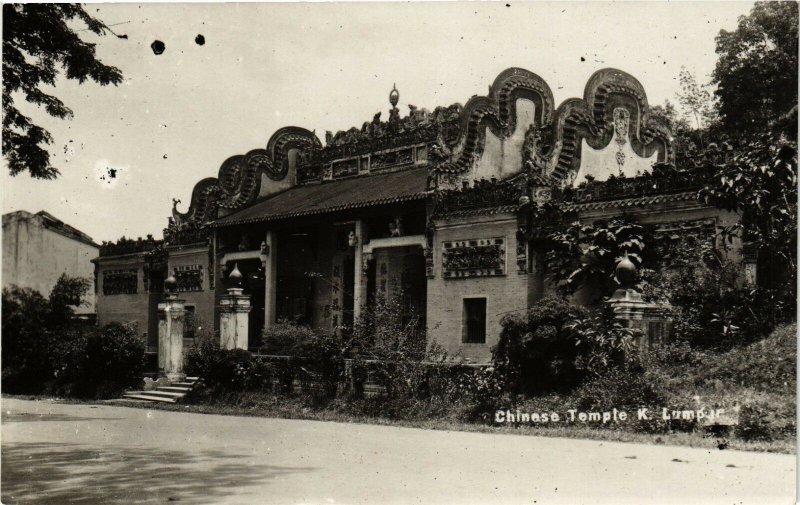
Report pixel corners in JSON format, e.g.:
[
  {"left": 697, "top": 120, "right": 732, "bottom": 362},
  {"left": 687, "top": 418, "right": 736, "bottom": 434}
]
[
  {"left": 350, "top": 294, "right": 430, "bottom": 399},
  {"left": 493, "top": 296, "right": 587, "bottom": 395},
  {"left": 571, "top": 366, "right": 674, "bottom": 433},
  {"left": 51, "top": 322, "right": 145, "bottom": 399},
  {"left": 667, "top": 260, "right": 793, "bottom": 349},
  {"left": 260, "top": 320, "right": 316, "bottom": 355},
  {"left": 1, "top": 281, "right": 77, "bottom": 394},
  {"left": 734, "top": 393, "right": 796, "bottom": 442},
  {"left": 186, "top": 335, "right": 222, "bottom": 378},
  {"left": 568, "top": 306, "right": 638, "bottom": 379},
  {"left": 192, "top": 346, "right": 273, "bottom": 392}
]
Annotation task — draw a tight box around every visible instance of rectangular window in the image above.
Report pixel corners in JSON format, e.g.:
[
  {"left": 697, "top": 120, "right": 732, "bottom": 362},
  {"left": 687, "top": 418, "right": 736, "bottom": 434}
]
[{"left": 462, "top": 298, "right": 487, "bottom": 344}]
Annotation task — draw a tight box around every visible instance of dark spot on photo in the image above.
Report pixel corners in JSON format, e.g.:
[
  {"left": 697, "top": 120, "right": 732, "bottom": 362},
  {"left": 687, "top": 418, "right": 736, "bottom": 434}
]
[
  {"left": 195, "top": 34, "right": 205, "bottom": 46},
  {"left": 151, "top": 40, "right": 165, "bottom": 55}
]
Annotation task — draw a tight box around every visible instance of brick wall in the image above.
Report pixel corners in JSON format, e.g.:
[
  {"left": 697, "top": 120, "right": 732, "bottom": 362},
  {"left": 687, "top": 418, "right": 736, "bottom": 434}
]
[
  {"left": 426, "top": 213, "right": 528, "bottom": 363},
  {"left": 95, "top": 254, "right": 150, "bottom": 342}
]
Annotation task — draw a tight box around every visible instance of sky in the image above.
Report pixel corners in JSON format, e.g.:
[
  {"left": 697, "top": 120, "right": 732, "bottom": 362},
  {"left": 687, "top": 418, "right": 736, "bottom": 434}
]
[{"left": 1, "top": 1, "right": 755, "bottom": 244}]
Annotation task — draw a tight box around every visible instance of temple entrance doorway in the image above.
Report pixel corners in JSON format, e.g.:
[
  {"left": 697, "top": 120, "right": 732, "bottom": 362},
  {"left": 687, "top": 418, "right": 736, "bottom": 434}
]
[{"left": 234, "top": 258, "right": 264, "bottom": 349}]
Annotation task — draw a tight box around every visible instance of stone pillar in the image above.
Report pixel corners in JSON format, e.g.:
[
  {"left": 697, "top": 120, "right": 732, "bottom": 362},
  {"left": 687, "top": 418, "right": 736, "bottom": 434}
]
[
  {"left": 606, "top": 290, "right": 672, "bottom": 350},
  {"left": 606, "top": 257, "right": 672, "bottom": 350},
  {"left": 158, "top": 292, "right": 186, "bottom": 382},
  {"left": 353, "top": 220, "right": 366, "bottom": 322},
  {"left": 263, "top": 231, "right": 277, "bottom": 330},
  {"left": 218, "top": 264, "right": 252, "bottom": 350}
]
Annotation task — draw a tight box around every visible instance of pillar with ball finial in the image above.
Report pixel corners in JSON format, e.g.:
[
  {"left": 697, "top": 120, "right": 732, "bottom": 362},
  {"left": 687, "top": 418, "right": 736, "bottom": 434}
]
[
  {"left": 158, "top": 269, "right": 186, "bottom": 382},
  {"left": 217, "top": 262, "right": 251, "bottom": 350},
  {"left": 606, "top": 253, "right": 673, "bottom": 350}
]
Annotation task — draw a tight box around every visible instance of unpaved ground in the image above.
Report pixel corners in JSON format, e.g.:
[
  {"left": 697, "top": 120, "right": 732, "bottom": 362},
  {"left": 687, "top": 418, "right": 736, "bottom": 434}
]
[{"left": 1, "top": 398, "right": 795, "bottom": 505}]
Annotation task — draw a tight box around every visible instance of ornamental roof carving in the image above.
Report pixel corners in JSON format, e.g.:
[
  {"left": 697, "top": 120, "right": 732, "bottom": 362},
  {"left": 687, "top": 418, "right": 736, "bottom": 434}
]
[{"left": 168, "top": 67, "right": 674, "bottom": 234}]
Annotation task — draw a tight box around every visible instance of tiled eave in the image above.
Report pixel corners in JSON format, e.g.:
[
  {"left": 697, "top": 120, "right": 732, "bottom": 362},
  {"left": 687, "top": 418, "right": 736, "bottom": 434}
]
[
  {"left": 560, "top": 191, "right": 701, "bottom": 212},
  {"left": 212, "top": 192, "right": 429, "bottom": 227}
]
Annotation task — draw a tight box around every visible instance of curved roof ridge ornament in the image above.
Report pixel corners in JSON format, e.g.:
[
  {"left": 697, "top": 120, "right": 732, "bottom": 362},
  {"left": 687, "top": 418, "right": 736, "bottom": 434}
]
[
  {"left": 434, "top": 67, "right": 555, "bottom": 175},
  {"left": 169, "top": 126, "right": 321, "bottom": 229},
  {"left": 431, "top": 66, "right": 673, "bottom": 185}
]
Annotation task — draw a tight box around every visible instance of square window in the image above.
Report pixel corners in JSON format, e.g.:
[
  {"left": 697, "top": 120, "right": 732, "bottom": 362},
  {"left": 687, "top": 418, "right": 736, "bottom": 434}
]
[{"left": 462, "top": 298, "right": 487, "bottom": 344}]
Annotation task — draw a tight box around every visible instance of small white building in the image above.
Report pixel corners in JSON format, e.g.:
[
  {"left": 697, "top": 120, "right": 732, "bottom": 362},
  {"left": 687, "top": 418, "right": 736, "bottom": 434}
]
[{"left": 2, "top": 210, "right": 99, "bottom": 315}]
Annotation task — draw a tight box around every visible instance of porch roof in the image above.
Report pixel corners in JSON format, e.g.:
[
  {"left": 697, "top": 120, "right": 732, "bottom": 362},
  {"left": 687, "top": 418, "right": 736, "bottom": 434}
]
[{"left": 213, "top": 167, "right": 430, "bottom": 227}]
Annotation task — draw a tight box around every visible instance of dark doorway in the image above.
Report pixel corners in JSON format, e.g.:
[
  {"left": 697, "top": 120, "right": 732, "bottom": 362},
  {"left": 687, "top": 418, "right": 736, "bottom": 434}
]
[
  {"left": 401, "top": 252, "right": 427, "bottom": 328},
  {"left": 232, "top": 259, "right": 264, "bottom": 349}
]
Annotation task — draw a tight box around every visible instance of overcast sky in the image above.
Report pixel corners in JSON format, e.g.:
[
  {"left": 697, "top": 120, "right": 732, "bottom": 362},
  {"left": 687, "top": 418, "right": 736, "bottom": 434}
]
[{"left": 1, "top": 1, "right": 754, "bottom": 244}]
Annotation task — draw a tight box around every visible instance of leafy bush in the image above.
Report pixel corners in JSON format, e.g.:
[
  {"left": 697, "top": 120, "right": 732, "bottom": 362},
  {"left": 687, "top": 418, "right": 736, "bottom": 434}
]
[
  {"left": 666, "top": 260, "right": 792, "bottom": 349},
  {"left": 47, "top": 322, "right": 145, "bottom": 399},
  {"left": 188, "top": 341, "right": 272, "bottom": 392},
  {"left": 544, "top": 218, "right": 651, "bottom": 300},
  {"left": 688, "top": 323, "right": 796, "bottom": 393},
  {"left": 734, "top": 394, "right": 796, "bottom": 442},
  {"left": 493, "top": 296, "right": 587, "bottom": 395},
  {"left": 260, "top": 320, "right": 316, "bottom": 355},
  {"left": 80, "top": 323, "right": 145, "bottom": 398},
  {"left": 1, "top": 276, "right": 132, "bottom": 397},
  {"left": 349, "top": 294, "right": 432, "bottom": 398},
  {"left": 568, "top": 308, "right": 638, "bottom": 379},
  {"left": 186, "top": 336, "right": 222, "bottom": 379}
]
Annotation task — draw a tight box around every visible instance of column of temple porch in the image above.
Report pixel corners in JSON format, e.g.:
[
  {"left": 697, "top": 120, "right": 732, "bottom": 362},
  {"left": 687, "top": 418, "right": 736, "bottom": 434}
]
[
  {"left": 352, "top": 220, "right": 367, "bottom": 322},
  {"left": 263, "top": 230, "right": 277, "bottom": 330}
]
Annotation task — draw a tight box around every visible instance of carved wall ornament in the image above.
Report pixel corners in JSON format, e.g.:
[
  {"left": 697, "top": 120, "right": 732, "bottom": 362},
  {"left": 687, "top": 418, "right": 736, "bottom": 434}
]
[
  {"left": 442, "top": 238, "right": 506, "bottom": 279},
  {"left": 103, "top": 269, "right": 138, "bottom": 295},
  {"left": 174, "top": 264, "right": 204, "bottom": 292},
  {"left": 389, "top": 216, "right": 404, "bottom": 237},
  {"left": 613, "top": 107, "right": 630, "bottom": 147},
  {"left": 615, "top": 151, "right": 626, "bottom": 169}
]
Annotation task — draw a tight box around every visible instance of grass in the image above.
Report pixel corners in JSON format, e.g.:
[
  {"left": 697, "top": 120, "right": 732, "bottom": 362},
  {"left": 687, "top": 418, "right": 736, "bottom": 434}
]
[
  {"left": 5, "top": 323, "right": 795, "bottom": 456},
  {"left": 96, "top": 392, "right": 795, "bottom": 454}
]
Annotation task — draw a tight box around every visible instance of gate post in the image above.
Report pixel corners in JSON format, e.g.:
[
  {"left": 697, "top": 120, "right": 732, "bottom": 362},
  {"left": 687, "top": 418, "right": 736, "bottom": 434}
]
[
  {"left": 158, "top": 271, "right": 186, "bottom": 382},
  {"left": 218, "top": 263, "right": 252, "bottom": 350},
  {"left": 606, "top": 257, "right": 673, "bottom": 349}
]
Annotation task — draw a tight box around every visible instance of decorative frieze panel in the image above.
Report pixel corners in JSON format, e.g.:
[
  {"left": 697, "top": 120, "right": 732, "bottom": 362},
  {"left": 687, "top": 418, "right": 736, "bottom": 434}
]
[
  {"left": 103, "top": 269, "right": 138, "bottom": 295},
  {"left": 174, "top": 264, "right": 204, "bottom": 292},
  {"left": 442, "top": 238, "right": 506, "bottom": 279},
  {"left": 332, "top": 158, "right": 359, "bottom": 178},
  {"left": 371, "top": 147, "right": 413, "bottom": 171}
]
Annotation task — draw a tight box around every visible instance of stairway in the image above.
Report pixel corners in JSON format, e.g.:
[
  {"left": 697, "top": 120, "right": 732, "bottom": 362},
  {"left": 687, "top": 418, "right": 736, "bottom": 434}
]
[{"left": 123, "top": 376, "right": 200, "bottom": 403}]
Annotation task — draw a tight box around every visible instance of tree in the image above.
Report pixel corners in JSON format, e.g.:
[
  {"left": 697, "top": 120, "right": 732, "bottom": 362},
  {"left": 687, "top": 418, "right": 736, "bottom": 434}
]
[
  {"left": 676, "top": 68, "right": 717, "bottom": 132},
  {"left": 650, "top": 99, "right": 691, "bottom": 133},
  {"left": 544, "top": 217, "right": 650, "bottom": 301},
  {"left": 712, "top": 2, "right": 798, "bottom": 134},
  {"left": 699, "top": 133, "right": 797, "bottom": 297},
  {"left": 2, "top": 4, "right": 123, "bottom": 179},
  {"left": 2, "top": 274, "right": 92, "bottom": 393}
]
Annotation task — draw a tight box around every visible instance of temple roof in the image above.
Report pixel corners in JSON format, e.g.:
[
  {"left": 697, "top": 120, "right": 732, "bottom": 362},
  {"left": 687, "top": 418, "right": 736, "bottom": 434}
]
[{"left": 213, "top": 166, "right": 429, "bottom": 227}]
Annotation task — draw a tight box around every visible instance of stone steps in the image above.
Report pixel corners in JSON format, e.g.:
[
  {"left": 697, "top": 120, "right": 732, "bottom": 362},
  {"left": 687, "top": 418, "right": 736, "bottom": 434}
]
[
  {"left": 122, "top": 376, "right": 199, "bottom": 404},
  {"left": 122, "top": 393, "right": 179, "bottom": 403}
]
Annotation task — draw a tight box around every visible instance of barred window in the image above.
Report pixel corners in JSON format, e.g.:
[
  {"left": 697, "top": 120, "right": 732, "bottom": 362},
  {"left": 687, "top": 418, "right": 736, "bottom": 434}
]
[{"left": 462, "top": 298, "right": 487, "bottom": 344}]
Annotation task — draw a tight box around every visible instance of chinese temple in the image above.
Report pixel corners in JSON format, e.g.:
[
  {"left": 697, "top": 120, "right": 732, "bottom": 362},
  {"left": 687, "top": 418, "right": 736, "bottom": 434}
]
[{"left": 93, "top": 67, "right": 746, "bottom": 365}]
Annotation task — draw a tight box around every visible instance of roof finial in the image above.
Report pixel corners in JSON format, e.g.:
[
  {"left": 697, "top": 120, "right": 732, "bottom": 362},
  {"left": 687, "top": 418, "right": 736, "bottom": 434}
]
[{"left": 389, "top": 84, "right": 400, "bottom": 123}]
